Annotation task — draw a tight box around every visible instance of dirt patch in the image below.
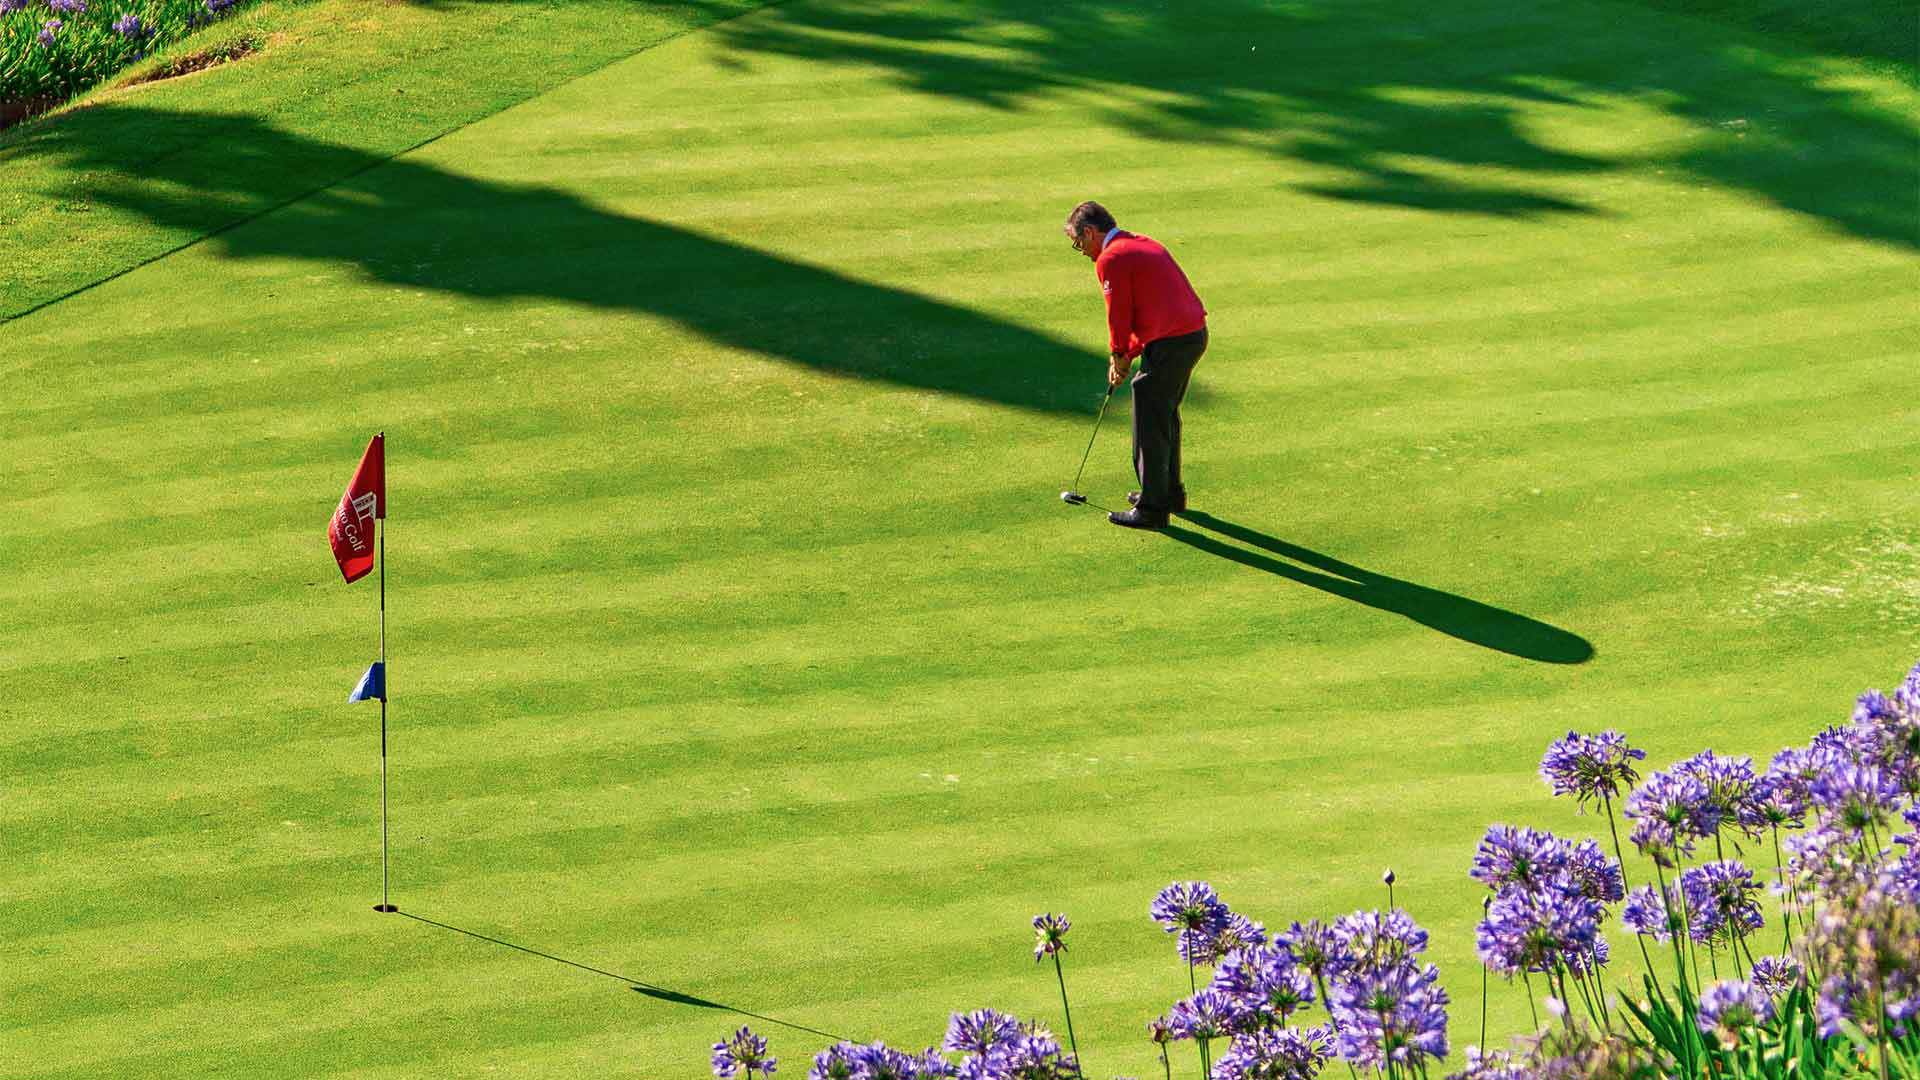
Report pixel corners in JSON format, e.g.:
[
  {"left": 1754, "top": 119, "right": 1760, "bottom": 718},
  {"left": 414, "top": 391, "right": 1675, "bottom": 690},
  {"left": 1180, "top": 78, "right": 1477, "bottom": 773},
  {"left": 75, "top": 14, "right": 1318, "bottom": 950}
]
[
  {"left": 121, "top": 34, "right": 263, "bottom": 88},
  {"left": 0, "top": 94, "right": 63, "bottom": 131}
]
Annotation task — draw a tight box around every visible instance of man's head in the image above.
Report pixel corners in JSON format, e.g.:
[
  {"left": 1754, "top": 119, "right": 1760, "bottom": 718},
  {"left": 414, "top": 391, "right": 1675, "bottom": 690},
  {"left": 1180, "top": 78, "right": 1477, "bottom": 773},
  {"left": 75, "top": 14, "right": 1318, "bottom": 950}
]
[{"left": 1064, "top": 201, "right": 1117, "bottom": 261}]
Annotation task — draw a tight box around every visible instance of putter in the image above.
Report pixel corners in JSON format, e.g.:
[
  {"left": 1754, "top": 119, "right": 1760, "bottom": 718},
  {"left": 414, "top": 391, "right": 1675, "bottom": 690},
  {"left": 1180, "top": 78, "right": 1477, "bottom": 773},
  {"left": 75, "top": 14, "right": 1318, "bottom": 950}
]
[{"left": 1059, "top": 384, "right": 1116, "bottom": 506}]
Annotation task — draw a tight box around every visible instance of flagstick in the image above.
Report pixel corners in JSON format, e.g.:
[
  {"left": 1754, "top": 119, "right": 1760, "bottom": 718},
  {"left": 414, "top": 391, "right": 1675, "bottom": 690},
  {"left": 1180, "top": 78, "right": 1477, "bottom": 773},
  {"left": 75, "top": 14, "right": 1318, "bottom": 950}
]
[{"left": 375, "top": 444, "right": 396, "bottom": 915}]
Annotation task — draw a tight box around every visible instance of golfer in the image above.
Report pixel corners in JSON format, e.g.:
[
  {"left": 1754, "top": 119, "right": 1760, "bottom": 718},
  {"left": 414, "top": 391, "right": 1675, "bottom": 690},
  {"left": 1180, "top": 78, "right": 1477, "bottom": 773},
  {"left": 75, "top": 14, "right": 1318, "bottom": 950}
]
[{"left": 1064, "top": 201, "right": 1208, "bottom": 530}]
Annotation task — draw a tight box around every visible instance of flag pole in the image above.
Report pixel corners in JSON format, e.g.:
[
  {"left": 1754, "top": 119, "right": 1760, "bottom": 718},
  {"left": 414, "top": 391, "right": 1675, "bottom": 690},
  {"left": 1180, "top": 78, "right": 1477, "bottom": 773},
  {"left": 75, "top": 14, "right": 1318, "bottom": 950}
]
[{"left": 375, "top": 432, "right": 396, "bottom": 914}]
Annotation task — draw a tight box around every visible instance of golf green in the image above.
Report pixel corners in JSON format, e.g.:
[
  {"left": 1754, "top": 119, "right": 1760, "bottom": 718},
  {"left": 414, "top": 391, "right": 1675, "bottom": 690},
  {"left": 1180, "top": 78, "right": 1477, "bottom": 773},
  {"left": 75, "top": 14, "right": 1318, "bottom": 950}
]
[{"left": 2, "top": 0, "right": 1916, "bottom": 1075}]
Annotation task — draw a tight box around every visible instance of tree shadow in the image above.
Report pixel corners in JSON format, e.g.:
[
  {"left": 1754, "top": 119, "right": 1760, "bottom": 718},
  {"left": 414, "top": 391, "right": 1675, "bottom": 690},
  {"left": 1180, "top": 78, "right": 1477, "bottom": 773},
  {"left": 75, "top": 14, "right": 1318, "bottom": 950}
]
[
  {"left": 701, "top": 0, "right": 1918, "bottom": 247},
  {"left": 7, "top": 105, "right": 1098, "bottom": 413},
  {"left": 396, "top": 909, "right": 851, "bottom": 1041},
  {"left": 1163, "top": 510, "right": 1595, "bottom": 664}
]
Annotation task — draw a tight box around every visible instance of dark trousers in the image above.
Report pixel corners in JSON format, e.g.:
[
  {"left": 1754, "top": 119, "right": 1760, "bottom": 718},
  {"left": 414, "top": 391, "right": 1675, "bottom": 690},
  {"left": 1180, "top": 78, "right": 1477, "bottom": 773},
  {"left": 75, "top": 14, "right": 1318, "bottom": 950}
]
[{"left": 1130, "top": 326, "right": 1208, "bottom": 512}]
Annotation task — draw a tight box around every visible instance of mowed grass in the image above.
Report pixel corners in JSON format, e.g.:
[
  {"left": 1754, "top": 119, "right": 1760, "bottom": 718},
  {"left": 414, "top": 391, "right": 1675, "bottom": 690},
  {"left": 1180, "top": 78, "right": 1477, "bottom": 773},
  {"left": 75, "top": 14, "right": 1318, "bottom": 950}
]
[{"left": 3, "top": 0, "right": 1918, "bottom": 1075}]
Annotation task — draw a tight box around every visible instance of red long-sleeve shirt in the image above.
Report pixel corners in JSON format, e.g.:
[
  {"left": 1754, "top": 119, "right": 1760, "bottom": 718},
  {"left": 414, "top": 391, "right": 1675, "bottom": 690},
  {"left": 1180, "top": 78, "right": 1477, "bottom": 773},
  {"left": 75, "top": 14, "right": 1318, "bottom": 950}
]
[{"left": 1094, "top": 231, "right": 1207, "bottom": 359}]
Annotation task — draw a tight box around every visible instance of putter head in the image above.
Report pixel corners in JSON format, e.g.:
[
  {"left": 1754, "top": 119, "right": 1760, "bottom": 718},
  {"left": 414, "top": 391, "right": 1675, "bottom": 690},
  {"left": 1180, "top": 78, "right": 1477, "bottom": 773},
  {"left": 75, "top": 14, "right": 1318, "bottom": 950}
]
[{"left": 1060, "top": 491, "right": 1087, "bottom": 505}]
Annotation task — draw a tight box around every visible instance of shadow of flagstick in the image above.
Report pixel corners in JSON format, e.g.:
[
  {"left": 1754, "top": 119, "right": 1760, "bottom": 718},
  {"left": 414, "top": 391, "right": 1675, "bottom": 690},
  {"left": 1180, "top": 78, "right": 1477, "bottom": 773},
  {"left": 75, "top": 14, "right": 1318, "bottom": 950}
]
[{"left": 394, "top": 910, "right": 853, "bottom": 1042}]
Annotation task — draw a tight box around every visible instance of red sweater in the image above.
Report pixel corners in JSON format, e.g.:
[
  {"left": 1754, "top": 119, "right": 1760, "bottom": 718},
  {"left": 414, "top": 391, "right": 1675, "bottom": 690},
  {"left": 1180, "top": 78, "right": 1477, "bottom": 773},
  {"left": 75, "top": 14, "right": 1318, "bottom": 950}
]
[{"left": 1095, "top": 231, "right": 1207, "bottom": 359}]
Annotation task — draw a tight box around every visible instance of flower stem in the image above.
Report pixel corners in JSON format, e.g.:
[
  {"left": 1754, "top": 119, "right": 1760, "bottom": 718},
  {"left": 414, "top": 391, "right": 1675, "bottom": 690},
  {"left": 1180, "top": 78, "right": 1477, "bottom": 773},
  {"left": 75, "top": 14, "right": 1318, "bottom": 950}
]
[
  {"left": 1605, "top": 794, "right": 1662, "bottom": 982},
  {"left": 1521, "top": 969, "right": 1540, "bottom": 1030},
  {"left": 1770, "top": 824, "right": 1795, "bottom": 954},
  {"left": 1479, "top": 961, "right": 1488, "bottom": 1048},
  {"left": 1052, "top": 952, "right": 1080, "bottom": 1071},
  {"left": 1653, "top": 860, "right": 1698, "bottom": 1078}
]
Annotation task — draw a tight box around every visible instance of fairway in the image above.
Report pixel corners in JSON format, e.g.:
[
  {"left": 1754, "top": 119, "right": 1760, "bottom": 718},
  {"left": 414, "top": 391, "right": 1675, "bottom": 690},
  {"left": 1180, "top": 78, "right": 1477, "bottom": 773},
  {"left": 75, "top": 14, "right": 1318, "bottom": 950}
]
[{"left": 3, "top": 0, "right": 1917, "bottom": 1076}]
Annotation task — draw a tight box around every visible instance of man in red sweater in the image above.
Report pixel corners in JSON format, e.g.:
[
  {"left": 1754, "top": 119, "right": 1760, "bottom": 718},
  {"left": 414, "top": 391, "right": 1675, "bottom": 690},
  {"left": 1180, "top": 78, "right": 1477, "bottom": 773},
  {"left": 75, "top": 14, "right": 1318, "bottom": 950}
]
[{"left": 1065, "top": 201, "right": 1209, "bottom": 529}]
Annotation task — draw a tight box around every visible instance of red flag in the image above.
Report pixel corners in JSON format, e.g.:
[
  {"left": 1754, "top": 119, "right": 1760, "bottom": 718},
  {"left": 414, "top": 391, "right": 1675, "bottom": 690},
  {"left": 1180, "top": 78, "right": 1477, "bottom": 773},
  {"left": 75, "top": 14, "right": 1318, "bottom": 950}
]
[{"left": 328, "top": 434, "right": 385, "bottom": 584}]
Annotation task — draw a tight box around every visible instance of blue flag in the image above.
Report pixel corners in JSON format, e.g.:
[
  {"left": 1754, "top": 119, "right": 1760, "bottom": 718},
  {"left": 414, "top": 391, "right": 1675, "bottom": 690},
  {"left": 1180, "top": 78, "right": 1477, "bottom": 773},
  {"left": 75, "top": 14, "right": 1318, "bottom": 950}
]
[{"left": 348, "top": 661, "right": 385, "bottom": 703}]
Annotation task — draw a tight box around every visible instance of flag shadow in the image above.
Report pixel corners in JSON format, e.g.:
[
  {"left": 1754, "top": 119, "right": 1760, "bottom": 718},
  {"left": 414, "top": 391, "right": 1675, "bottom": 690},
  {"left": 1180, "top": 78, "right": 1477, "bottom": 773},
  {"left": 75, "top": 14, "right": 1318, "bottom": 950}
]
[
  {"left": 1163, "top": 510, "right": 1594, "bottom": 665},
  {"left": 394, "top": 910, "right": 850, "bottom": 1041}
]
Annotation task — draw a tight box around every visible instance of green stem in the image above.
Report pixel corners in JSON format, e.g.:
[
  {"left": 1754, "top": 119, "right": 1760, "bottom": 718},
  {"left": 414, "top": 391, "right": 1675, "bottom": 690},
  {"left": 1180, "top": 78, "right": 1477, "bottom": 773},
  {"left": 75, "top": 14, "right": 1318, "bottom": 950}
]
[
  {"left": 1553, "top": 965, "right": 1580, "bottom": 1031},
  {"left": 1052, "top": 952, "right": 1080, "bottom": 1071},
  {"left": 1479, "top": 961, "right": 1488, "bottom": 1048},
  {"left": 1653, "top": 861, "right": 1698, "bottom": 1078},
  {"left": 1604, "top": 795, "right": 1664, "bottom": 988},
  {"left": 1521, "top": 969, "right": 1540, "bottom": 1031},
  {"left": 1771, "top": 825, "right": 1795, "bottom": 954}
]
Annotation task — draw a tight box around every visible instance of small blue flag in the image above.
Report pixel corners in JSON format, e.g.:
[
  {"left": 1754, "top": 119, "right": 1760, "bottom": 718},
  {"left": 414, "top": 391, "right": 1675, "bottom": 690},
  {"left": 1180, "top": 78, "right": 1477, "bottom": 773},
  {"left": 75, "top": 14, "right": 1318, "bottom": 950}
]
[{"left": 348, "top": 661, "right": 385, "bottom": 703}]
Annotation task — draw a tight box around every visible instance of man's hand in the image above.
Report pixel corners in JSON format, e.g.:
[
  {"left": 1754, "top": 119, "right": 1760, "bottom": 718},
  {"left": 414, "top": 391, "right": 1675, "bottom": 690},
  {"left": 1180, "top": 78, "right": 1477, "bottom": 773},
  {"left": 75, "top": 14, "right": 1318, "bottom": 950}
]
[{"left": 1108, "top": 351, "right": 1131, "bottom": 388}]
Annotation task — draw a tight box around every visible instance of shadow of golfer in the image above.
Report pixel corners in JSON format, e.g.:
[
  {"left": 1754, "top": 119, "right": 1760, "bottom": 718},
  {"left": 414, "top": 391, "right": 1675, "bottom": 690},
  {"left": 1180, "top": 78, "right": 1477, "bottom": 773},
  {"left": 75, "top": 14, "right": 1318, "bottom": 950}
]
[
  {"left": 395, "top": 910, "right": 849, "bottom": 1041},
  {"left": 1162, "top": 511, "right": 1594, "bottom": 665}
]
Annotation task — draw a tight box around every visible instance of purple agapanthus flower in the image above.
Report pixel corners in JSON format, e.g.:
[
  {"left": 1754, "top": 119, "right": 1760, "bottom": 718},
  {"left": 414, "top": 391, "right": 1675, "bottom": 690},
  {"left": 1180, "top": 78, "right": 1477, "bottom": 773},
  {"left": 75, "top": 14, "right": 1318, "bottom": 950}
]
[
  {"left": 1151, "top": 881, "right": 1233, "bottom": 966},
  {"left": 37, "top": 17, "right": 59, "bottom": 45},
  {"left": 1331, "top": 909, "right": 1429, "bottom": 975},
  {"left": 1445, "top": 1046, "right": 1532, "bottom": 1079},
  {"left": 1750, "top": 954, "right": 1804, "bottom": 998},
  {"left": 1210, "top": 942, "right": 1316, "bottom": 1023},
  {"left": 1562, "top": 838, "right": 1626, "bottom": 903},
  {"left": 1167, "top": 988, "right": 1240, "bottom": 1043},
  {"left": 912, "top": 1048, "right": 959, "bottom": 1080},
  {"left": 1696, "top": 979, "right": 1775, "bottom": 1049},
  {"left": 712, "top": 1026, "right": 777, "bottom": 1078},
  {"left": 1539, "top": 729, "right": 1645, "bottom": 807},
  {"left": 988, "top": 1028, "right": 1074, "bottom": 1080},
  {"left": 1032, "top": 913, "right": 1069, "bottom": 962},
  {"left": 807, "top": 1042, "right": 860, "bottom": 1080},
  {"left": 1624, "top": 767, "right": 1718, "bottom": 861},
  {"left": 1857, "top": 689, "right": 1899, "bottom": 725},
  {"left": 945, "top": 1010, "right": 1022, "bottom": 1058},
  {"left": 0, "top": 0, "right": 31, "bottom": 13},
  {"left": 1278, "top": 920, "right": 1340, "bottom": 980},
  {"left": 1329, "top": 962, "right": 1449, "bottom": 1069},
  {"left": 1563, "top": 935, "right": 1611, "bottom": 977},
  {"left": 1769, "top": 743, "right": 1850, "bottom": 809},
  {"left": 110, "top": 12, "right": 143, "bottom": 36},
  {"left": 1897, "top": 659, "right": 1920, "bottom": 714},
  {"left": 1212, "top": 1024, "right": 1334, "bottom": 1080},
  {"left": 1469, "top": 825, "right": 1568, "bottom": 893},
  {"left": 1680, "top": 861, "right": 1765, "bottom": 946},
  {"left": 1743, "top": 774, "right": 1808, "bottom": 834},
  {"left": 47, "top": 0, "right": 84, "bottom": 12},
  {"left": 1811, "top": 764, "right": 1903, "bottom": 834},
  {"left": 1208, "top": 913, "right": 1269, "bottom": 961},
  {"left": 1621, "top": 884, "right": 1678, "bottom": 941},
  {"left": 1676, "top": 750, "right": 1766, "bottom": 839},
  {"left": 853, "top": 1043, "right": 919, "bottom": 1080},
  {"left": 1474, "top": 883, "right": 1602, "bottom": 975}
]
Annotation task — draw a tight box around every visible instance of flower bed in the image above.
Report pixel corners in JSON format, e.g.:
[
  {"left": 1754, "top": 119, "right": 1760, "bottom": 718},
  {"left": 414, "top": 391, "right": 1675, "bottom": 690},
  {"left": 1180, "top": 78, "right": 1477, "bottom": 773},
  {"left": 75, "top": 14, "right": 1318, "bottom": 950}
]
[
  {"left": 704, "top": 658, "right": 1920, "bottom": 1079},
  {"left": 1, "top": 0, "right": 260, "bottom": 124}
]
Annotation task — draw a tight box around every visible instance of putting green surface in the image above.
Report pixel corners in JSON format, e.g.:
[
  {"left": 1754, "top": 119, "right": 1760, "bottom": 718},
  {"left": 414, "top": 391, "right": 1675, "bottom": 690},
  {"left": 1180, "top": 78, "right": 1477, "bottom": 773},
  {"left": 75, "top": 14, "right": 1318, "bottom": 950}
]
[{"left": 3, "top": 0, "right": 1917, "bottom": 1075}]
